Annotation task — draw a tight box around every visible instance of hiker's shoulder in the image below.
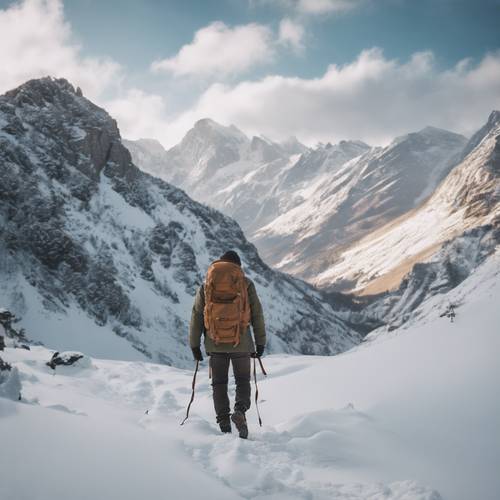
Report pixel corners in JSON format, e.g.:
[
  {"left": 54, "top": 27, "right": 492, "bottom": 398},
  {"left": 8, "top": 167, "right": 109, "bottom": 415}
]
[{"left": 245, "top": 276, "right": 256, "bottom": 291}]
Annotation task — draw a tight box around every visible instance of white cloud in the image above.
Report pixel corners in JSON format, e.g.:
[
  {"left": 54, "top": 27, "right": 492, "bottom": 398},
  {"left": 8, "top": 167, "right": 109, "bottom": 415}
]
[
  {"left": 2, "top": 0, "right": 500, "bottom": 158},
  {"left": 278, "top": 18, "right": 305, "bottom": 52},
  {"left": 0, "top": 0, "right": 121, "bottom": 99},
  {"left": 296, "top": 0, "right": 362, "bottom": 14},
  {"left": 106, "top": 89, "right": 168, "bottom": 141},
  {"left": 0, "top": 0, "right": 170, "bottom": 144},
  {"left": 161, "top": 48, "right": 500, "bottom": 147},
  {"left": 252, "top": 0, "right": 364, "bottom": 15},
  {"left": 151, "top": 21, "right": 275, "bottom": 78}
]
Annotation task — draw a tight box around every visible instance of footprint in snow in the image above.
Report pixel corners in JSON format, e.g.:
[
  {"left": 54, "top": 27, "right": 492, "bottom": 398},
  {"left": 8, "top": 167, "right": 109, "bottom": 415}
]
[
  {"left": 155, "top": 390, "right": 181, "bottom": 412},
  {"left": 46, "top": 404, "right": 87, "bottom": 416}
]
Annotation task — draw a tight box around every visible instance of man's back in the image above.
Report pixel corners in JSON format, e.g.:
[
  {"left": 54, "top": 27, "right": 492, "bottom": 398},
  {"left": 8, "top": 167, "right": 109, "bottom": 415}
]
[
  {"left": 189, "top": 276, "right": 266, "bottom": 354},
  {"left": 188, "top": 250, "right": 266, "bottom": 438}
]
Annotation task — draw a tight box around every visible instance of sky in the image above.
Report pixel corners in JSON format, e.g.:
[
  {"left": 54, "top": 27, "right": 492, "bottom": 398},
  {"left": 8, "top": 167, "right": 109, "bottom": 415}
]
[{"left": 0, "top": 0, "right": 499, "bottom": 147}]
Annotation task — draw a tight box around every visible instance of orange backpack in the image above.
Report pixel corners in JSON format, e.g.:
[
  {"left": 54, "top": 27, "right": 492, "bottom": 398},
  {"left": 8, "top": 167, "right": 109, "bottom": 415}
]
[{"left": 203, "top": 260, "right": 251, "bottom": 346}]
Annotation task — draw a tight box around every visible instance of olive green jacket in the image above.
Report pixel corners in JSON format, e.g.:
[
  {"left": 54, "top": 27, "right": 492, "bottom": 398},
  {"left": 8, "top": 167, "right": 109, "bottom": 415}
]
[{"left": 189, "top": 278, "right": 266, "bottom": 353}]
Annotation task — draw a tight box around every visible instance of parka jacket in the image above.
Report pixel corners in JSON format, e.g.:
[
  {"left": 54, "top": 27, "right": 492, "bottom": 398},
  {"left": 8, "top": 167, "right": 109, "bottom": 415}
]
[{"left": 189, "top": 277, "right": 266, "bottom": 353}]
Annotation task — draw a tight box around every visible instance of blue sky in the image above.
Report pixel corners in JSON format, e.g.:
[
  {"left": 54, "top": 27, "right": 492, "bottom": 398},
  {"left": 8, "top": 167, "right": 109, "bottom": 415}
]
[
  {"left": 61, "top": 0, "right": 500, "bottom": 76},
  {"left": 1, "top": 0, "right": 500, "bottom": 146}
]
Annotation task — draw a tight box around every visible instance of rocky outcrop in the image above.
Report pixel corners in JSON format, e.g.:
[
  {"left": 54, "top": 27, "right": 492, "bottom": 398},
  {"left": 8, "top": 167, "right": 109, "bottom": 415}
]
[{"left": 46, "top": 351, "right": 87, "bottom": 370}]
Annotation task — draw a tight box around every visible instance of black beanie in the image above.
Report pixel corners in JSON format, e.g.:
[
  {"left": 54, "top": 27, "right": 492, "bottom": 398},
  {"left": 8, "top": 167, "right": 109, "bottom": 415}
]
[{"left": 220, "top": 250, "right": 241, "bottom": 266}]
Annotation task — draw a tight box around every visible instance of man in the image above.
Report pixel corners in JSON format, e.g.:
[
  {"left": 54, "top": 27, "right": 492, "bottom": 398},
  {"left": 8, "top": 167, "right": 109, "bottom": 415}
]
[{"left": 189, "top": 250, "right": 266, "bottom": 438}]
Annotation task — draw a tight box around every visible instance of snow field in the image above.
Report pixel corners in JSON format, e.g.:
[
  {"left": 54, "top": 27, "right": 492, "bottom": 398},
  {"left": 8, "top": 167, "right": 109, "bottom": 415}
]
[
  {"left": 0, "top": 347, "right": 441, "bottom": 500},
  {"left": 1, "top": 251, "right": 499, "bottom": 500}
]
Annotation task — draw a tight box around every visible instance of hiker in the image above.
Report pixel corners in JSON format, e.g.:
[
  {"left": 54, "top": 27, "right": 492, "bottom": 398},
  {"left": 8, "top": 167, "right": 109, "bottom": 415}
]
[{"left": 189, "top": 250, "right": 266, "bottom": 438}]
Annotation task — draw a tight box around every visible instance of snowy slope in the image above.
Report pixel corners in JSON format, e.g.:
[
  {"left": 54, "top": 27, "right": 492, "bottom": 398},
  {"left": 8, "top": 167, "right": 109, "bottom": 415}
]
[
  {"left": 253, "top": 127, "right": 467, "bottom": 281},
  {"left": 1, "top": 249, "right": 499, "bottom": 500},
  {"left": 0, "top": 77, "right": 360, "bottom": 367},
  {"left": 314, "top": 111, "right": 500, "bottom": 293},
  {"left": 126, "top": 119, "right": 315, "bottom": 234},
  {"left": 354, "top": 223, "right": 500, "bottom": 329}
]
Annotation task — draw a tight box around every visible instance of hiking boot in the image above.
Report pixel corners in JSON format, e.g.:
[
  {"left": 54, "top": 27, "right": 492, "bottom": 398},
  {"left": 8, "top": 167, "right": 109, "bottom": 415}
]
[
  {"left": 219, "top": 420, "right": 232, "bottom": 434},
  {"left": 231, "top": 410, "right": 248, "bottom": 439}
]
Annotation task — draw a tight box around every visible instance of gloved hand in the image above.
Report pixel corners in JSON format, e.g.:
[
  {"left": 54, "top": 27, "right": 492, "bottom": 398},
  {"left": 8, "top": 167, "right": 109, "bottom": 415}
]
[
  {"left": 251, "top": 345, "right": 265, "bottom": 358},
  {"left": 191, "top": 346, "right": 203, "bottom": 362}
]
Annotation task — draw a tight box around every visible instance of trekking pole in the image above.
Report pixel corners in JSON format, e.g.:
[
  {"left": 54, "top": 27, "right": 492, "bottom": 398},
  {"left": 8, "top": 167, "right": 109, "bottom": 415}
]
[
  {"left": 257, "top": 357, "right": 267, "bottom": 376},
  {"left": 253, "top": 356, "right": 267, "bottom": 427},
  {"left": 180, "top": 360, "right": 199, "bottom": 426}
]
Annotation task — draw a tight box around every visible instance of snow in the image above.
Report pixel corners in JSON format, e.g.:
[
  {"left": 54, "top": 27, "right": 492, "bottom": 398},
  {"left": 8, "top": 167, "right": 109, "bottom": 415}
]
[
  {"left": 313, "top": 123, "right": 500, "bottom": 291},
  {"left": 249, "top": 127, "right": 467, "bottom": 285},
  {"left": 0, "top": 275, "right": 147, "bottom": 362},
  {"left": 1, "top": 251, "right": 498, "bottom": 500},
  {"left": 313, "top": 197, "right": 466, "bottom": 289},
  {"left": 0, "top": 364, "right": 21, "bottom": 401}
]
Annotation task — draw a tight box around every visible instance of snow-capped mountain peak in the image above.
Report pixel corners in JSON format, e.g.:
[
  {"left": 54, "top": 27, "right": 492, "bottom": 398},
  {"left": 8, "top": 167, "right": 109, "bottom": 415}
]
[
  {"left": 132, "top": 138, "right": 167, "bottom": 156},
  {"left": 183, "top": 117, "right": 249, "bottom": 151},
  {"left": 190, "top": 117, "right": 247, "bottom": 141},
  {"left": 165, "top": 118, "right": 252, "bottom": 183},
  {"left": 248, "top": 135, "right": 284, "bottom": 163},
  {"left": 279, "top": 135, "right": 309, "bottom": 155},
  {"left": 461, "top": 109, "right": 500, "bottom": 159}
]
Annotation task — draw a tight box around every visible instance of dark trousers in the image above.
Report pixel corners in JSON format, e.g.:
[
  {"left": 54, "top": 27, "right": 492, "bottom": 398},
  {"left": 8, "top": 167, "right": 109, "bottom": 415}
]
[{"left": 210, "top": 353, "right": 251, "bottom": 422}]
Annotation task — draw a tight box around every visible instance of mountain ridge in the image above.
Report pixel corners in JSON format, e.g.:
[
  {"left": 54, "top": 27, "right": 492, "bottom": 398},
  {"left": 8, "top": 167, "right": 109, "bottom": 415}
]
[
  {"left": 128, "top": 118, "right": 469, "bottom": 291},
  {"left": 126, "top": 112, "right": 498, "bottom": 306}
]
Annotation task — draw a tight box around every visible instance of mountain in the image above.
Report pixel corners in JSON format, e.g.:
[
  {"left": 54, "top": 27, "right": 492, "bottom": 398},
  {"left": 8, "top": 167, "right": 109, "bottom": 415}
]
[
  {"left": 253, "top": 126, "right": 468, "bottom": 282},
  {"left": 341, "top": 223, "right": 500, "bottom": 332},
  {"left": 315, "top": 111, "right": 500, "bottom": 294},
  {"left": 127, "top": 121, "right": 471, "bottom": 293},
  {"left": 127, "top": 118, "right": 305, "bottom": 197},
  {"left": 126, "top": 129, "right": 367, "bottom": 234},
  {"left": 0, "top": 77, "right": 361, "bottom": 367},
  {"left": 122, "top": 138, "right": 171, "bottom": 180},
  {"left": 129, "top": 122, "right": 470, "bottom": 285},
  {"left": 126, "top": 112, "right": 499, "bottom": 323},
  {"left": 279, "top": 135, "right": 309, "bottom": 155}
]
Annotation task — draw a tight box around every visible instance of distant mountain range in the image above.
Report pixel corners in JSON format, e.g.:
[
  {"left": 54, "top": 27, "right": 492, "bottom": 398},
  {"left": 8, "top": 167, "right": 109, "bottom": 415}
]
[{"left": 126, "top": 111, "right": 499, "bottom": 297}]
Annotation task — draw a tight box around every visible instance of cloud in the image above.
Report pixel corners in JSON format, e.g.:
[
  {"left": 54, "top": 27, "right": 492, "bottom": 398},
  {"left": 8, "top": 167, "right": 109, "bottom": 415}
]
[
  {"left": 0, "top": 0, "right": 121, "bottom": 99},
  {"left": 161, "top": 48, "right": 500, "bottom": 147},
  {"left": 296, "top": 0, "right": 363, "bottom": 14},
  {"left": 151, "top": 21, "right": 275, "bottom": 78},
  {"left": 106, "top": 89, "right": 169, "bottom": 141},
  {"left": 2, "top": 0, "right": 500, "bottom": 156},
  {"left": 278, "top": 18, "right": 305, "bottom": 52},
  {"left": 252, "top": 0, "right": 364, "bottom": 15},
  {"left": 0, "top": 0, "right": 170, "bottom": 144}
]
